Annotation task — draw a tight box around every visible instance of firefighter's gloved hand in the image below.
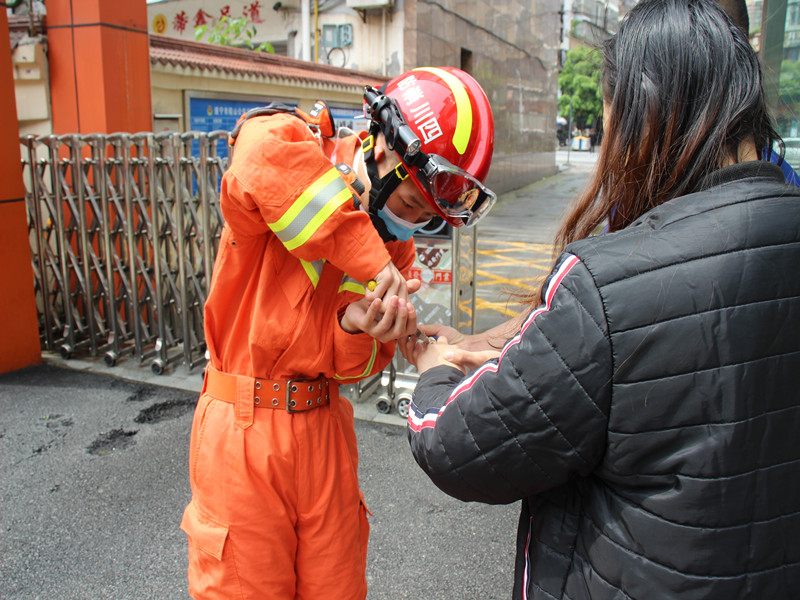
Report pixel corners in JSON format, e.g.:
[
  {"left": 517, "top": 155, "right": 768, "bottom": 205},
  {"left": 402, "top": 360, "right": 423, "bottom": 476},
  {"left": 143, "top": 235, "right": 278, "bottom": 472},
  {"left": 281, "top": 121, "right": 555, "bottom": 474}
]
[{"left": 340, "top": 295, "right": 418, "bottom": 343}]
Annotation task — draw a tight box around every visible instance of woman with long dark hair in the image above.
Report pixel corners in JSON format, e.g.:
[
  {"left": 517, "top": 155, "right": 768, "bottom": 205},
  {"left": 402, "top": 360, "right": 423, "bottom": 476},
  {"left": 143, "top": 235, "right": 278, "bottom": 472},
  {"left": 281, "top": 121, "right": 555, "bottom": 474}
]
[{"left": 401, "top": 0, "right": 800, "bottom": 597}]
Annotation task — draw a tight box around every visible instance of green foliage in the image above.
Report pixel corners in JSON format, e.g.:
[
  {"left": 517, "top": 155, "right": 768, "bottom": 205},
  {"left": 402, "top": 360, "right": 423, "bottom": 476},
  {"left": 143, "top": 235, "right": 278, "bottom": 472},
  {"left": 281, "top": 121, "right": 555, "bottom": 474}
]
[
  {"left": 778, "top": 60, "right": 800, "bottom": 107},
  {"left": 558, "top": 46, "right": 604, "bottom": 129},
  {"left": 195, "top": 16, "right": 275, "bottom": 53},
  {"left": 775, "top": 59, "right": 800, "bottom": 133}
]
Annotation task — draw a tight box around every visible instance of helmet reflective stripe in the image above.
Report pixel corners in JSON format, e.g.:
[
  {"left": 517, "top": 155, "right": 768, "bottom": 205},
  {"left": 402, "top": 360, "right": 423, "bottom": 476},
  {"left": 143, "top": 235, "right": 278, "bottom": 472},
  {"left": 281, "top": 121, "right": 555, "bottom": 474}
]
[
  {"left": 300, "top": 258, "right": 325, "bottom": 288},
  {"left": 413, "top": 67, "right": 472, "bottom": 155},
  {"left": 269, "top": 167, "right": 351, "bottom": 251}
]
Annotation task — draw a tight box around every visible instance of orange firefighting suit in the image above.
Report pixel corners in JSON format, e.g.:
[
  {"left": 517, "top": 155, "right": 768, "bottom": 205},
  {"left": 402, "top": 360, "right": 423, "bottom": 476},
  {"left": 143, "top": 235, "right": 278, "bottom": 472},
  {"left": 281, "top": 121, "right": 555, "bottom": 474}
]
[{"left": 180, "top": 110, "right": 415, "bottom": 600}]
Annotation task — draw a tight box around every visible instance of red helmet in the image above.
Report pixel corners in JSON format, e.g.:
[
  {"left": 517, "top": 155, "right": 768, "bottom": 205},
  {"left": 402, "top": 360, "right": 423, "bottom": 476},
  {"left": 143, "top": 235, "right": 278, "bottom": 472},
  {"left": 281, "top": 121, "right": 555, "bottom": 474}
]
[{"left": 377, "top": 67, "right": 496, "bottom": 226}]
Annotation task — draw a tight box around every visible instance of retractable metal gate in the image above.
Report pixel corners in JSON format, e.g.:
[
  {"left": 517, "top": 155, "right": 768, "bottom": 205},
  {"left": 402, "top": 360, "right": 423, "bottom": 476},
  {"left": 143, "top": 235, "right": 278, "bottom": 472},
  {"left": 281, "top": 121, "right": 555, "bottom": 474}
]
[{"left": 21, "top": 131, "right": 228, "bottom": 374}]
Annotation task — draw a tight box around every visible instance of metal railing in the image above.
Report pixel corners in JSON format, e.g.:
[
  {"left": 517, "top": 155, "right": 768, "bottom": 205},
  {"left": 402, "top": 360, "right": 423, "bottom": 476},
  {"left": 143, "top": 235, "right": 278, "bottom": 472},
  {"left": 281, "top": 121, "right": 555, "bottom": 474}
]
[{"left": 21, "top": 131, "right": 228, "bottom": 374}]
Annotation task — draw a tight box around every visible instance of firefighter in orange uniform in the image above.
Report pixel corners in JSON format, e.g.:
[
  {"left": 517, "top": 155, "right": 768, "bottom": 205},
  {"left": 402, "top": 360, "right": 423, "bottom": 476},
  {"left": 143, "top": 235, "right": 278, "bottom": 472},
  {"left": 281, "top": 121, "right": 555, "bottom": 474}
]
[{"left": 180, "top": 67, "right": 496, "bottom": 599}]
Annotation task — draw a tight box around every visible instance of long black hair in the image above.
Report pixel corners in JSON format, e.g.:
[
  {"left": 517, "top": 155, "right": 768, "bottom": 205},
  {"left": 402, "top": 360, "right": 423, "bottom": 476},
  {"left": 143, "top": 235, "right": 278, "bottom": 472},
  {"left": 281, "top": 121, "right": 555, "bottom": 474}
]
[{"left": 553, "top": 0, "right": 780, "bottom": 251}]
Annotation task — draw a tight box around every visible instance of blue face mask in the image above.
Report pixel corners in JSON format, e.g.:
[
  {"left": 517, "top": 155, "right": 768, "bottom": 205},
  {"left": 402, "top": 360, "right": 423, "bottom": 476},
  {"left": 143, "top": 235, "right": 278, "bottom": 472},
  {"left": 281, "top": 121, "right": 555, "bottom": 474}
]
[{"left": 377, "top": 206, "right": 430, "bottom": 241}]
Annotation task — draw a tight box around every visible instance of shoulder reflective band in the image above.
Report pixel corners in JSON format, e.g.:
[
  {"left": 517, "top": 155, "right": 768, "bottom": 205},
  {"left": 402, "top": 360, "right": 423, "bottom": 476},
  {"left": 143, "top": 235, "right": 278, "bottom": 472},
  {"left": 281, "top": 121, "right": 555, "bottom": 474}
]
[
  {"left": 412, "top": 67, "right": 472, "bottom": 155},
  {"left": 269, "top": 167, "right": 352, "bottom": 251}
]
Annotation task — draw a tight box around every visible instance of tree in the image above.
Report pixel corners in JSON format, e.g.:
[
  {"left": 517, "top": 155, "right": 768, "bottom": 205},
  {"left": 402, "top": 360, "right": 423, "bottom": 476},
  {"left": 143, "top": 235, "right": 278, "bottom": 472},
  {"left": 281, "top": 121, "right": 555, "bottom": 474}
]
[
  {"left": 558, "top": 46, "right": 604, "bottom": 130},
  {"left": 776, "top": 59, "right": 800, "bottom": 129},
  {"left": 195, "top": 16, "right": 275, "bottom": 54}
]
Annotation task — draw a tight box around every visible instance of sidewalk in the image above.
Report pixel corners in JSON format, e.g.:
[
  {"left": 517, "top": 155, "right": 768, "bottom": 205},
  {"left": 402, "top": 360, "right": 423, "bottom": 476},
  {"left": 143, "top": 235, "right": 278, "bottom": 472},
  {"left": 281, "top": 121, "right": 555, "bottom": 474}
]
[{"left": 482, "top": 149, "right": 597, "bottom": 245}]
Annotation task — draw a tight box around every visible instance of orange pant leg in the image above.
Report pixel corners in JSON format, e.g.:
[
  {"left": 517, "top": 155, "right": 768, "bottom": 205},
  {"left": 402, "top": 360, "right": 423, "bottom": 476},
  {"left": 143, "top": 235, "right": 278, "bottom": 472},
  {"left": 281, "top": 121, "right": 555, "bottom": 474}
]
[
  {"left": 295, "top": 395, "right": 369, "bottom": 600},
  {"left": 181, "top": 392, "right": 368, "bottom": 600}
]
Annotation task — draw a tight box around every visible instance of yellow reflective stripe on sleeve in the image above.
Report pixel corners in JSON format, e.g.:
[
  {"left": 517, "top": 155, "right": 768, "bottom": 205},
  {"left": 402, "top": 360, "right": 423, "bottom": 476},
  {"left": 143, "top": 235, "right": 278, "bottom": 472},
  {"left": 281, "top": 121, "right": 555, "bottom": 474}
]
[
  {"left": 269, "top": 168, "right": 352, "bottom": 251},
  {"left": 339, "top": 275, "right": 366, "bottom": 295},
  {"left": 334, "top": 339, "right": 379, "bottom": 381},
  {"left": 300, "top": 258, "right": 325, "bottom": 288},
  {"left": 413, "top": 67, "right": 472, "bottom": 155},
  {"left": 271, "top": 168, "right": 340, "bottom": 232}
]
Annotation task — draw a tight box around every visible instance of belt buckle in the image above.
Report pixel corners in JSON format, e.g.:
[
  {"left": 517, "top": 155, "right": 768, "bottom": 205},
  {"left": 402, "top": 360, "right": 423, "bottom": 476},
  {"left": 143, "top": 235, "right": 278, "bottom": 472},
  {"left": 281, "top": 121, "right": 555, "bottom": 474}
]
[{"left": 286, "top": 378, "right": 309, "bottom": 413}]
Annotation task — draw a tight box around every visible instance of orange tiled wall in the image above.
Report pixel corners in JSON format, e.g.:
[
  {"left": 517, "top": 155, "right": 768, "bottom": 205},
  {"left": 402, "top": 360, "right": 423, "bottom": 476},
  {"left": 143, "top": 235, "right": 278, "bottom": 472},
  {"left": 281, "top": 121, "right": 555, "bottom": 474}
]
[{"left": 0, "top": 11, "right": 41, "bottom": 373}]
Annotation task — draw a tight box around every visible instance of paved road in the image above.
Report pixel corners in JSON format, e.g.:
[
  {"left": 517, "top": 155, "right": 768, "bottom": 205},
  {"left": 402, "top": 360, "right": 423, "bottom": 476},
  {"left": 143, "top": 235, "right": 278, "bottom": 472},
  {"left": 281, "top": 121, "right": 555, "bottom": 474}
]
[
  {"left": 0, "top": 151, "right": 596, "bottom": 600},
  {"left": 474, "top": 150, "right": 597, "bottom": 332},
  {"left": 0, "top": 365, "right": 518, "bottom": 600}
]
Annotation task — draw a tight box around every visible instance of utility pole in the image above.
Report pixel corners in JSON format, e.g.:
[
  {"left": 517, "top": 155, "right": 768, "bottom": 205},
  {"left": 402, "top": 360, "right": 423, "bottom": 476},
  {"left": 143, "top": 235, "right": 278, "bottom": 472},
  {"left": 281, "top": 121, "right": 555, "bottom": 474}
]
[
  {"left": 566, "top": 97, "right": 573, "bottom": 166},
  {"left": 301, "top": 0, "right": 310, "bottom": 61}
]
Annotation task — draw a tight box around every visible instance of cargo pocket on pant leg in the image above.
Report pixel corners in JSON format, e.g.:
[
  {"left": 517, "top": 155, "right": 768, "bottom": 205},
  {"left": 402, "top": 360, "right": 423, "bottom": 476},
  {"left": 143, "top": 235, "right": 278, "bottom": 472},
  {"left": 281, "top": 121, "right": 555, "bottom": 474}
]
[{"left": 181, "top": 501, "right": 231, "bottom": 597}]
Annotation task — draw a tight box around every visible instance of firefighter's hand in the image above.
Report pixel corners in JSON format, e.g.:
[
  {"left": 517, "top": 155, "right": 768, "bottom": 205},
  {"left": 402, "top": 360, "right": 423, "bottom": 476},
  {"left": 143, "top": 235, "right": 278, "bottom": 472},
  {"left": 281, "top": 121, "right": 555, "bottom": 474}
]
[
  {"left": 365, "top": 262, "right": 421, "bottom": 308},
  {"left": 340, "top": 295, "right": 418, "bottom": 343}
]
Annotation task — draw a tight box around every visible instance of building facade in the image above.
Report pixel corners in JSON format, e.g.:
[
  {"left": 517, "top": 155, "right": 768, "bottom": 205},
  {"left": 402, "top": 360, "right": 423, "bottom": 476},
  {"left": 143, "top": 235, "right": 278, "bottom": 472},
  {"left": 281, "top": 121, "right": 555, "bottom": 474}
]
[
  {"left": 12, "top": 0, "right": 563, "bottom": 194},
  {"left": 144, "top": 0, "right": 563, "bottom": 190}
]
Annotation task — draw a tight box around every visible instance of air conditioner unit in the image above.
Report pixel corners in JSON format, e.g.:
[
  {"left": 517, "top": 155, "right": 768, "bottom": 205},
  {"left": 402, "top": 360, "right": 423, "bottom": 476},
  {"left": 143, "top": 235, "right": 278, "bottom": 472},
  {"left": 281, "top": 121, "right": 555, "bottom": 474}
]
[
  {"left": 321, "top": 24, "right": 354, "bottom": 48},
  {"left": 346, "top": 0, "right": 393, "bottom": 10}
]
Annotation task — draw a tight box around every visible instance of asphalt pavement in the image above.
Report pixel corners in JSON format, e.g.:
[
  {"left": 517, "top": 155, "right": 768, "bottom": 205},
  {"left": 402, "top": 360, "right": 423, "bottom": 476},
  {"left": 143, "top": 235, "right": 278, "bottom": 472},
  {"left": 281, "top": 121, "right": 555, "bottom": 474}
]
[{"left": 0, "top": 150, "right": 597, "bottom": 600}]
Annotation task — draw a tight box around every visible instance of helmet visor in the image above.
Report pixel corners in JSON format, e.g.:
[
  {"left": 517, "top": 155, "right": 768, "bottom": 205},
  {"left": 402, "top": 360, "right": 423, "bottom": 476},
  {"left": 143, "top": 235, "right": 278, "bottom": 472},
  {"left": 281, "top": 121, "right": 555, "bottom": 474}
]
[{"left": 419, "top": 155, "right": 497, "bottom": 226}]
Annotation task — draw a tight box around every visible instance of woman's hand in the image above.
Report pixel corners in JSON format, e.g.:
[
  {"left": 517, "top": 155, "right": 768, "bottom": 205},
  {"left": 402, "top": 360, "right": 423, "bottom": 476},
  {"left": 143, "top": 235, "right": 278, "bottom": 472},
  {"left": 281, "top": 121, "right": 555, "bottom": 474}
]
[
  {"left": 417, "top": 322, "right": 466, "bottom": 345},
  {"left": 401, "top": 331, "right": 502, "bottom": 374},
  {"left": 442, "top": 347, "right": 502, "bottom": 371},
  {"left": 400, "top": 335, "right": 466, "bottom": 374},
  {"left": 419, "top": 314, "right": 526, "bottom": 354}
]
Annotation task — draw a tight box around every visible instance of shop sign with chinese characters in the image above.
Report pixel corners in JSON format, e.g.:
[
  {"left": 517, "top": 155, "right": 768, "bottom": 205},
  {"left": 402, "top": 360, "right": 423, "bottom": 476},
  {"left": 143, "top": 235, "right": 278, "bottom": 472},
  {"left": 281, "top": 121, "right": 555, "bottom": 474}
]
[{"left": 149, "top": 2, "right": 266, "bottom": 38}]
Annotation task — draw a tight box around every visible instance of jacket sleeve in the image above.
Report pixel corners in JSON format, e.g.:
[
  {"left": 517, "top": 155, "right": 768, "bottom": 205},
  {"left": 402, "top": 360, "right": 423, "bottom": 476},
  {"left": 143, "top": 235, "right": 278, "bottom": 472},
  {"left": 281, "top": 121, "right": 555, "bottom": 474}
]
[
  {"left": 407, "top": 253, "right": 613, "bottom": 504},
  {"left": 331, "top": 238, "right": 418, "bottom": 382},
  {"left": 222, "top": 114, "right": 391, "bottom": 283}
]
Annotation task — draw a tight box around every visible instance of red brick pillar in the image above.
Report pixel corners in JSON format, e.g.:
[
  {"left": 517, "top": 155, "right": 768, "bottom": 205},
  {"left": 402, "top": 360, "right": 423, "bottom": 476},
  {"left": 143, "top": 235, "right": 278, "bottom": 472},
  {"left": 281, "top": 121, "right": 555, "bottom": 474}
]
[
  {"left": 0, "top": 11, "right": 41, "bottom": 373},
  {"left": 47, "top": 0, "right": 152, "bottom": 133}
]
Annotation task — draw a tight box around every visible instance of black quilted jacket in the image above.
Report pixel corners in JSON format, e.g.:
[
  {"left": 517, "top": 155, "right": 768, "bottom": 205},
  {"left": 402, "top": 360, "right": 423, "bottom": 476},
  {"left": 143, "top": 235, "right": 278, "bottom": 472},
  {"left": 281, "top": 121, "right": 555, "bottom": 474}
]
[{"left": 407, "top": 161, "right": 800, "bottom": 599}]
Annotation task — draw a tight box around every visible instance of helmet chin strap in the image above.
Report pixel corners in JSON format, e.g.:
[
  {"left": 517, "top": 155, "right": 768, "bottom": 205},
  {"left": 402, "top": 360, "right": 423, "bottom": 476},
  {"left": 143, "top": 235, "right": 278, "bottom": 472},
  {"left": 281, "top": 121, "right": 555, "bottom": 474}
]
[{"left": 358, "top": 130, "right": 409, "bottom": 242}]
